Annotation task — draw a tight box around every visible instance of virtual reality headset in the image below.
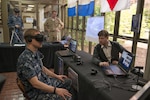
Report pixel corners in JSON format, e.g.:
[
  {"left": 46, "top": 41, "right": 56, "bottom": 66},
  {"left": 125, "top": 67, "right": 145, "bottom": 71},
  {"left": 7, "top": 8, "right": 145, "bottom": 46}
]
[
  {"left": 14, "top": 8, "right": 20, "bottom": 13},
  {"left": 31, "top": 34, "right": 44, "bottom": 42},
  {"left": 25, "top": 34, "right": 44, "bottom": 42}
]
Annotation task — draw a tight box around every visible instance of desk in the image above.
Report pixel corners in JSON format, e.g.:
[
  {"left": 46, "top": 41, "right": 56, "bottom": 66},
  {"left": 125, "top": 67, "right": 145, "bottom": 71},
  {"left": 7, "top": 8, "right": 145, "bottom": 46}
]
[
  {"left": 55, "top": 50, "right": 138, "bottom": 100},
  {"left": 0, "top": 43, "right": 64, "bottom": 72}
]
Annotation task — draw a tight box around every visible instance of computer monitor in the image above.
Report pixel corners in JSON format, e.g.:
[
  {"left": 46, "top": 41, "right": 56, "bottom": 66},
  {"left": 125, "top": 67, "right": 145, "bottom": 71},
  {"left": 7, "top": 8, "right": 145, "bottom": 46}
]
[
  {"left": 26, "top": 17, "right": 33, "bottom": 23},
  {"left": 69, "top": 39, "right": 77, "bottom": 53},
  {"left": 68, "top": 67, "right": 79, "bottom": 92},
  {"left": 130, "top": 81, "right": 150, "bottom": 100},
  {"left": 119, "top": 50, "right": 133, "bottom": 73},
  {"left": 58, "top": 57, "right": 64, "bottom": 75}
]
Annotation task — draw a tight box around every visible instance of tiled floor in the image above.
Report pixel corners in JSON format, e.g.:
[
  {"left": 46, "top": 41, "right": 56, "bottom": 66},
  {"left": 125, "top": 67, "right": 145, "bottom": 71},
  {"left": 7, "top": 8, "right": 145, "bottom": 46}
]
[
  {"left": 0, "top": 72, "right": 25, "bottom": 100},
  {"left": 0, "top": 69, "right": 54, "bottom": 100}
]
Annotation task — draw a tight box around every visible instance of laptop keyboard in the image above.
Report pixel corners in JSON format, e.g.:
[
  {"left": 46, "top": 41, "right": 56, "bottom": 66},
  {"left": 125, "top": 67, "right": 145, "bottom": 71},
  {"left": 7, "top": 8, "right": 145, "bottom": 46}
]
[
  {"left": 110, "top": 65, "right": 124, "bottom": 75},
  {"left": 58, "top": 50, "right": 74, "bottom": 57}
]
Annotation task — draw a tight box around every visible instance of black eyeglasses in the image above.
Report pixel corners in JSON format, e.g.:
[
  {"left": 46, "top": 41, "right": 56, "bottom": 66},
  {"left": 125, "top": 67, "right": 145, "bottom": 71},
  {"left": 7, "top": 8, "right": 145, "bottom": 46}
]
[{"left": 30, "top": 34, "right": 44, "bottom": 42}]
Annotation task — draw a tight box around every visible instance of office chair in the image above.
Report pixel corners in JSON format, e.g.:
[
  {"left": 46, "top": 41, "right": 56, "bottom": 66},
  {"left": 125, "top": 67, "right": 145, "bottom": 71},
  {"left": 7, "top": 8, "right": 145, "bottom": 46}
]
[{"left": 16, "top": 78, "right": 29, "bottom": 100}]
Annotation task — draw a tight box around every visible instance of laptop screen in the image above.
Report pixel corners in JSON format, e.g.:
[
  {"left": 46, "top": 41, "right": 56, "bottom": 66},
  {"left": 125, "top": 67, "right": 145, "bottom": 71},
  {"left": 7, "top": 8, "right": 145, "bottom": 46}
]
[
  {"left": 119, "top": 50, "right": 133, "bottom": 72},
  {"left": 58, "top": 57, "right": 64, "bottom": 75},
  {"left": 69, "top": 39, "right": 77, "bottom": 53}
]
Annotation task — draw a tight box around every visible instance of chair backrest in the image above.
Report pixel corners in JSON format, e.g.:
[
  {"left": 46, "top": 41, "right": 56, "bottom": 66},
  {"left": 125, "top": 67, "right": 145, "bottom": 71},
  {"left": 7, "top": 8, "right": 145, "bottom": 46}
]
[{"left": 16, "top": 78, "right": 29, "bottom": 99}]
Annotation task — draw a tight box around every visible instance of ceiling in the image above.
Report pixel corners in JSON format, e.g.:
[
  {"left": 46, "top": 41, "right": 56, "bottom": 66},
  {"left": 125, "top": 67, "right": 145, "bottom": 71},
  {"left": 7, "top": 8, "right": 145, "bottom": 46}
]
[{"left": 9, "top": 0, "right": 60, "bottom": 13}]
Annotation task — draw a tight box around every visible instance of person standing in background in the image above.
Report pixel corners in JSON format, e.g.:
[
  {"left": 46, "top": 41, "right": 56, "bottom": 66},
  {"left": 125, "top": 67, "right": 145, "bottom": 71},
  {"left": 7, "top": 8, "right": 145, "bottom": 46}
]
[
  {"left": 32, "top": 18, "right": 37, "bottom": 29},
  {"left": 8, "top": 8, "right": 24, "bottom": 44},
  {"left": 44, "top": 10, "right": 64, "bottom": 42}
]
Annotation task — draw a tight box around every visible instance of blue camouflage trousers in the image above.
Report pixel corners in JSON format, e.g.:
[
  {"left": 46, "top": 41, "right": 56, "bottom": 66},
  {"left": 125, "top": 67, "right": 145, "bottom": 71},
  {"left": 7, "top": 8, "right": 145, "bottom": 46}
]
[{"left": 34, "top": 78, "right": 72, "bottom": 100}]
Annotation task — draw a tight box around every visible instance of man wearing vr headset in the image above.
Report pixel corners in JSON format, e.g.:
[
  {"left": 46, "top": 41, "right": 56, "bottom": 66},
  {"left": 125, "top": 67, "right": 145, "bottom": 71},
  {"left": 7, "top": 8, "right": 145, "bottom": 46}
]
[
  {"left": 17, "top": 28, "right": 72, "bottom": 100},
  {"left": 8, "top": 8, "right": 24, "bottom": 44}
]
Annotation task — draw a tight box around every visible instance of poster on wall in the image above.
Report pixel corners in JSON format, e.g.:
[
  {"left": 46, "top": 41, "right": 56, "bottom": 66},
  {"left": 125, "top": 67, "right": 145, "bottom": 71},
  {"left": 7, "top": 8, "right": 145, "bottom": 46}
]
[
  {"left": 131, "top": 14, "right": 141, "bottom": 33},
  {"left": 86, "top": 16, "right": 104, "bottom": 43}
]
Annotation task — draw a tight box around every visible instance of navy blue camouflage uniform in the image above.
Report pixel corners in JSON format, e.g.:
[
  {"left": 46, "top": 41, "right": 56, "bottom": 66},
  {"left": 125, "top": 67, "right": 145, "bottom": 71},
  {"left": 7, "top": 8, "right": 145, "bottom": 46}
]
[
  {"left": 8, "top": 15, "right": 24, "bottom": 43},
  {"left": 17, "top": 48, "right": 71, "bottom": 100}
]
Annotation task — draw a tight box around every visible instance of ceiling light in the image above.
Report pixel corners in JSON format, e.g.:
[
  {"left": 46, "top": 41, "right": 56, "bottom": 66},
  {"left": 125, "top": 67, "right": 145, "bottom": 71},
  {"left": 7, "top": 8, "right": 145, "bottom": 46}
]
[{"left": 28, "top": 5, "right": 34, "bottom": 7}]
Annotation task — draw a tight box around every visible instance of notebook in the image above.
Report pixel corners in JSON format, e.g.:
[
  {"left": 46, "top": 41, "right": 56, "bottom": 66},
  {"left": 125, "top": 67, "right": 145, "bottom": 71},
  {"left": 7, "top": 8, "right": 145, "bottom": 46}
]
[
  {"left": 57, "top": 39, "right": 77, "bottom": 57},
  {"left": 102, "top": 50, "right": 133, "bottom": 76}
]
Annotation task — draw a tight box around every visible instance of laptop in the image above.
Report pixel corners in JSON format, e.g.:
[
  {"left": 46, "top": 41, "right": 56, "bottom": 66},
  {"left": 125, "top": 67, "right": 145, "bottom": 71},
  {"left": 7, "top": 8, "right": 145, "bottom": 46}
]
[
  {"left": 57, "top": 39, "right": 77, "bottom": 57},
  {"left": 57, "top": 57, "right": 64, "bottom": 75},
  {"left": 68, "top": 67, "right": 79, "bottom": 92},
  {"left": 102, "top": 50, "right": 133, "bottom": 76}
]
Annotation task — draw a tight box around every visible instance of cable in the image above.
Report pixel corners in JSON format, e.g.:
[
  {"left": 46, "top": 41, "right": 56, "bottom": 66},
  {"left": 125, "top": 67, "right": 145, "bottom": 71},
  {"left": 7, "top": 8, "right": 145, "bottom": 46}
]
[
  {"left": 112, "top": 74, "right": 138, "bottom": 85},
  {"left": 103, "top": 78, "right": 135, "bottom": 92},
  {"left": 108, "top": 74, "right": 140, "bottom": 92},
  {"left": 111, "top": 83, "right": 138, "bottom": 92},
  {"left": 113, "top": 75, "right": 124, "bottom": 84},
  {"left": 92, "top": 79, "right": 112, "bottom": 91},
  {"left": 103, "top": 79, "right": 112, "bottom": 91}
]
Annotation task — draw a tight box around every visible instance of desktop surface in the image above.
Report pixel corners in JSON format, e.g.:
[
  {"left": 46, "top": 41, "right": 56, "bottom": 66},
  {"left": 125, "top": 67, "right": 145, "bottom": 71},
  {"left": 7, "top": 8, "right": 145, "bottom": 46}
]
[{"left": 55, "top": 50, "right": 139, "bottom": 100}]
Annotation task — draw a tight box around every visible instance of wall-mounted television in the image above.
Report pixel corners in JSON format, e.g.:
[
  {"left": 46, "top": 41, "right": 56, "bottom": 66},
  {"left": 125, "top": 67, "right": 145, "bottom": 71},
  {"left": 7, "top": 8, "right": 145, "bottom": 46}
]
[{"left": 26, "top": 17, "right": 33, "bottom": 23}]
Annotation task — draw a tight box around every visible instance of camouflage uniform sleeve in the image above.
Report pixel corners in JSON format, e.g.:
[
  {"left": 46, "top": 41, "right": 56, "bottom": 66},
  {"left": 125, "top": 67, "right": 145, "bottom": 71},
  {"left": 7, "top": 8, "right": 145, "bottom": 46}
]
[
  {"left": 58, "top": 18, "right": 64, "bottom": 29},
  {"left": 44, "top": 18, "right": 50, "bottom": 31},
  {"left": 44, "top": 18, "right": 49, "bottom": 26},
  {"left": 21, "top": 61, "right": 37, "bottom": 80}
]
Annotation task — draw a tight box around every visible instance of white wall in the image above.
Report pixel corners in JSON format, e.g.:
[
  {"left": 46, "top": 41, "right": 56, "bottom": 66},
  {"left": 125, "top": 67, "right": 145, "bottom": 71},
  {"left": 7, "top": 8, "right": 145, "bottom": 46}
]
[
  {"left": 22, "top": 12, "right": 36, "bottom": 29},
  {"left": 22, "top": 7, "right": 46, "bottom": 31}
]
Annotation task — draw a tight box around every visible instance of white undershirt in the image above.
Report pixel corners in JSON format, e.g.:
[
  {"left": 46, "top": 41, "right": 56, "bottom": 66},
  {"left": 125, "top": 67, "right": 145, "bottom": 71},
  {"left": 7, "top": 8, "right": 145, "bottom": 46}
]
[{"left": 101, "top": 41, "right": 112, "bottom": 62}]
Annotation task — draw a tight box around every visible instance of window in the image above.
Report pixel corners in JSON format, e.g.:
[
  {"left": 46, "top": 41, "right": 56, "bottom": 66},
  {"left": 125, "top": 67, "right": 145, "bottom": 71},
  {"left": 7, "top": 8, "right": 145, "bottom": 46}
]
[
  {"left": 105, "top": 12, "right": 115, "bottom": 34},
  {"left": 140, "top": 0, "right": 150, "bottom": 39},
  {"left": 119, "top": 1, "right": 137, "bottom": 36}
]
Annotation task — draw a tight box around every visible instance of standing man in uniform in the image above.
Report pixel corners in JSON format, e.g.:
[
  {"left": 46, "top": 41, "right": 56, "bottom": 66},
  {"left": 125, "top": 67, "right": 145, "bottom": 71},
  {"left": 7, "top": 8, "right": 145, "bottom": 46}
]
[
  {"left": 44, "top": 10, "right": 64, "bottom": 42},
  {"left": 8, "top": 8, "right": 24, "bottom": 44}
]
